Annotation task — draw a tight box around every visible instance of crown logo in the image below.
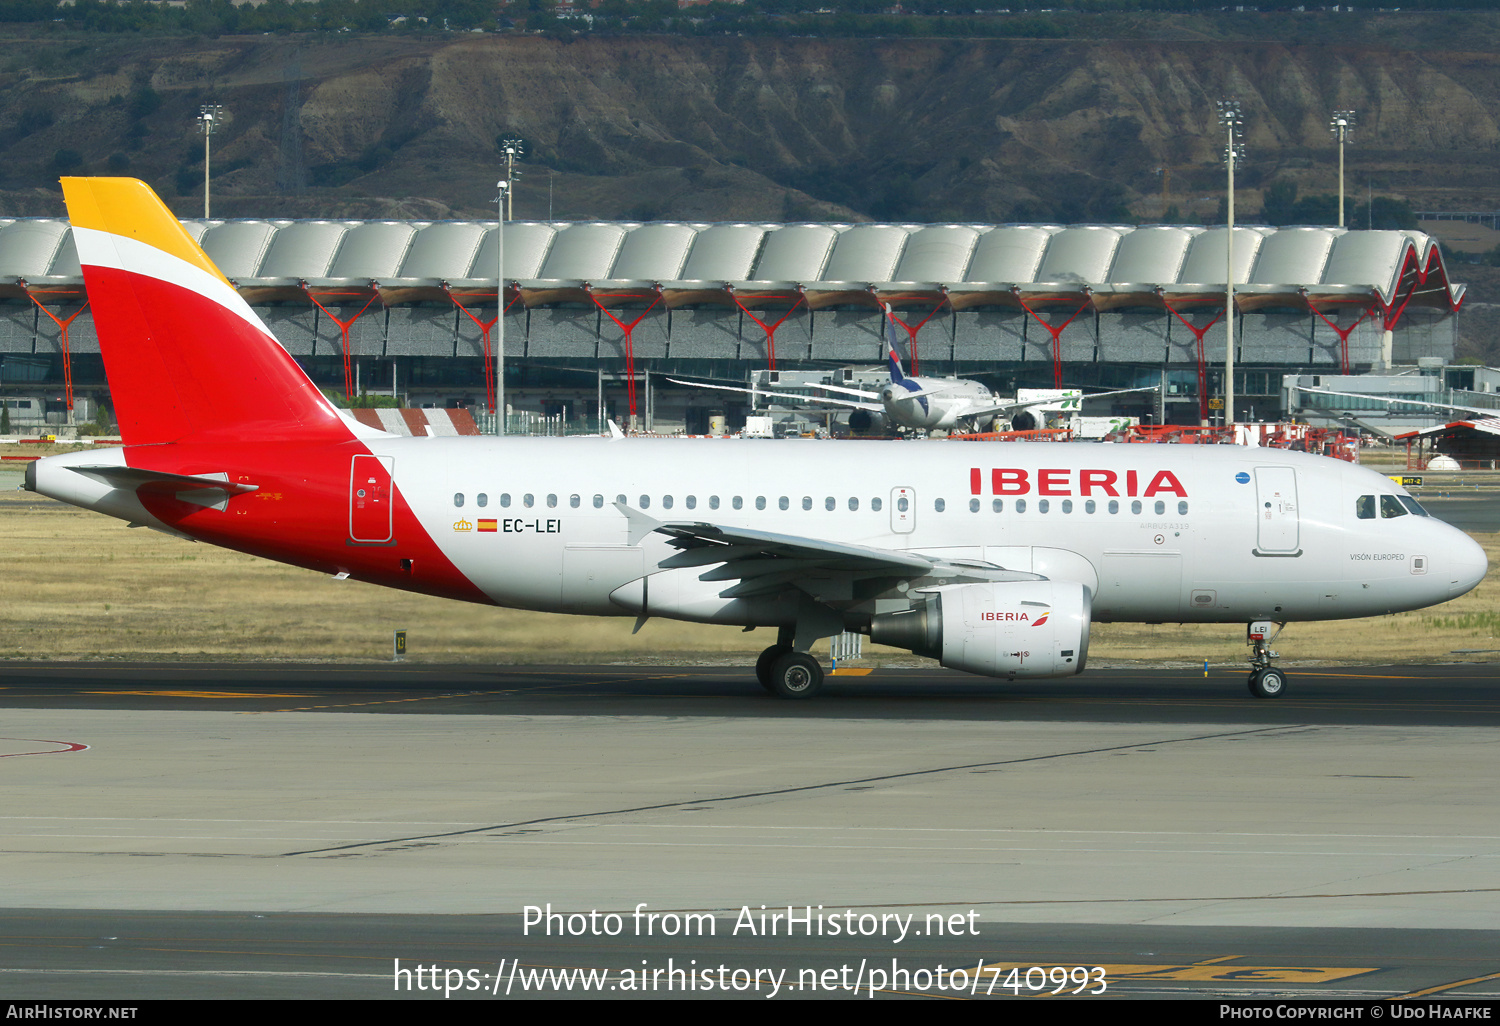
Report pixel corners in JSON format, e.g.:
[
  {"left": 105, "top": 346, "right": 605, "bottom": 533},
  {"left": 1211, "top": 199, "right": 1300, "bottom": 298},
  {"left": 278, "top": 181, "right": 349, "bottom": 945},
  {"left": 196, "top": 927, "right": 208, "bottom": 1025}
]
[{"left": 452, "top": 518, "right": 473, "bottom": 532}]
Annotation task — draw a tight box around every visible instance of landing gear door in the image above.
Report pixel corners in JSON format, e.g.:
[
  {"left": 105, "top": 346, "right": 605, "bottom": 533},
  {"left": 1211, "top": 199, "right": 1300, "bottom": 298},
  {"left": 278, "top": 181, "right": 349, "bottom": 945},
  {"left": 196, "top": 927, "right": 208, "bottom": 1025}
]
[
  {"left": 350, "top": 454, "right": 395, "bottom": 544},
  {"left": 1253, "top": 466, "right": 1299, "bottom": 555},
  {"left": 891, "top": 486, "right": 915, "bottom": 534}
]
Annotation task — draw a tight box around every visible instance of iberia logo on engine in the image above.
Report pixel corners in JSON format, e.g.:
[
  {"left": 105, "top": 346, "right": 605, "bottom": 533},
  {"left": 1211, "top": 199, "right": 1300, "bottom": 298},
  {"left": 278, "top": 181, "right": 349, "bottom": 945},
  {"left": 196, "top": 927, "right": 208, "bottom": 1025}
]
[{"left": 982, "top": 611, "right": 1051, "bottom": 627}]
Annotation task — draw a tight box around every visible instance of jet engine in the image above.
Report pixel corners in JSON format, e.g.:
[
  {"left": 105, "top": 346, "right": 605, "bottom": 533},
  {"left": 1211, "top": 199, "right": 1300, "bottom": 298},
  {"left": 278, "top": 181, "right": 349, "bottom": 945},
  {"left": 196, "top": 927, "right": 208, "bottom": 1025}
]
[
  {"left": 1010, "top": 410, "right": 1037, "bottom": 432},
  {"left": 848, "top": 409, "right": 888, "bottom": 436},
  {"left": 869, "top": 580, "right": 1090, "bottom": 678}
]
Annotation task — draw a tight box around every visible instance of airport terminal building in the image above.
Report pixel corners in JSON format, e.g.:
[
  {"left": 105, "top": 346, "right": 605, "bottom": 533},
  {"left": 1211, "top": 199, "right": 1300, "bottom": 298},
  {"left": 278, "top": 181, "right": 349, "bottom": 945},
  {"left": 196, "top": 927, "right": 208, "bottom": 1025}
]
[{"left": 0, "top": 214, "right": 1468, "bottom": 433}]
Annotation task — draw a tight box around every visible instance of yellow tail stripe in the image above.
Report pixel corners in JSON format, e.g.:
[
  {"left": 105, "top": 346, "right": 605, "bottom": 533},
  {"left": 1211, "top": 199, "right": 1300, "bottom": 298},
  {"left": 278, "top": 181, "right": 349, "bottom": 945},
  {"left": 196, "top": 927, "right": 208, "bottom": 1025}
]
[{"left": 60, "top": 177, "right": 232, "bottom": 289}]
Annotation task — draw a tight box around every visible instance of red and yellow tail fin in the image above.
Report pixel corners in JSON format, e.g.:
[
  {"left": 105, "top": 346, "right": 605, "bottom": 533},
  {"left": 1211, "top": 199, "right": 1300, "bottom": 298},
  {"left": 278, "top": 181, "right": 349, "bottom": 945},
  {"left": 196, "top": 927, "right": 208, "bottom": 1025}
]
[{"left": 62, "top": 178, "right": 353, "bottom": 446}]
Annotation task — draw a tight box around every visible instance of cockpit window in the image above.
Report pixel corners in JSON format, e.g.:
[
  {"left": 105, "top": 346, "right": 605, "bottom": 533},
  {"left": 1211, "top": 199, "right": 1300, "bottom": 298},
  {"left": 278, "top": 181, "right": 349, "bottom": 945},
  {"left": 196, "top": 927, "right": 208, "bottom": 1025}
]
[
  {"left": 1379, "top": 494, "right": 1408, "bottom": 519},
  {"left": 1355, "top": 495, "right": 1375, "bottom": 520},
  {"left": 1398, "top": 496, "right": 1430, "bottom": 518}
]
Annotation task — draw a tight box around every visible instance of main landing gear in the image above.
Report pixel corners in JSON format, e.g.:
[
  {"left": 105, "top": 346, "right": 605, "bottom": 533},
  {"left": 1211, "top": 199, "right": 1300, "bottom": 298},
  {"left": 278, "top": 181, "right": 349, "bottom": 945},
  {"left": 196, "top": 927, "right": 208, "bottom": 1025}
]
[
  {"left": 1246, "top": 621, "right": 1287, "bottom": 699},
  {"left": 754, "top": 629, "right": 825, "bottom": 699}
]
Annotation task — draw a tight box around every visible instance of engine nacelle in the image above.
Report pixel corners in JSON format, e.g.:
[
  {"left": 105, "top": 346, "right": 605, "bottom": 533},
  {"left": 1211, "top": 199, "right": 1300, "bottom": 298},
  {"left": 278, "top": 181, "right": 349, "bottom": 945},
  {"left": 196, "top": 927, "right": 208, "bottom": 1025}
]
[
  {"left": 847, "top": 409, "right": 888, "bottom": 436},
  {"left": 870, "top": 580, "right": 1090, "bottom": 678}
]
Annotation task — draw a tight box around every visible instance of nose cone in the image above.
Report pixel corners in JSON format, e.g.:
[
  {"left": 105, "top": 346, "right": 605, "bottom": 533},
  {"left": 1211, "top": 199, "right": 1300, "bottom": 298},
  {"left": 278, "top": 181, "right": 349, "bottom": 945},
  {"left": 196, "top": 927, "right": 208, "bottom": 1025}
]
[{"left": 1447, "top": 531, "right": 1489, "bottom": 598}]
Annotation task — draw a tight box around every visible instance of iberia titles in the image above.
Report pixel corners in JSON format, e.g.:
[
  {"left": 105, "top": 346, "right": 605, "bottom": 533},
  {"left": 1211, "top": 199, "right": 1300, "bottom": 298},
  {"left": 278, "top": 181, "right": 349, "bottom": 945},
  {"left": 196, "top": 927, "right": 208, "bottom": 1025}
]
[{"left": 969, "top": 467, "right": 1187, "bottom": 497}]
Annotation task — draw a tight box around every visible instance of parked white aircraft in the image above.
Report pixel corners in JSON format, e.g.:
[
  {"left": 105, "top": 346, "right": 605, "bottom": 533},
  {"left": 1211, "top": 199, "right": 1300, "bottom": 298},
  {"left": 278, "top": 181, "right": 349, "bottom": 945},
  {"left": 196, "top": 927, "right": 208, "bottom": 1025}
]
[
  {"left": 672, "top": 309, "right": 1155, "bottom": 435},
  {"left": 28, "top": 180, "right": 1489, "bottom": 700}
]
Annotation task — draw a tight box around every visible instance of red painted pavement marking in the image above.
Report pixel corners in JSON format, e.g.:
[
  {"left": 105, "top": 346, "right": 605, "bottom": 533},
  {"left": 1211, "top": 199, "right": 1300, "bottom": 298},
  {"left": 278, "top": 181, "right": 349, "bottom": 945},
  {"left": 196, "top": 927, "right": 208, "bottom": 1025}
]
[{"left": 0, "top": 738, "right": 89, "bottom": 758}]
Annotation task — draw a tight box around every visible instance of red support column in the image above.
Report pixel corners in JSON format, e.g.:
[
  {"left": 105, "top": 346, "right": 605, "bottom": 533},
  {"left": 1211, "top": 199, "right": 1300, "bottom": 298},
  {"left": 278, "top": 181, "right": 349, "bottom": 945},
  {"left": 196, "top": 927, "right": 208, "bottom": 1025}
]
[
  {"left": 1011, "top": 288, "right": 1093, "bottom": 389},
  {"left": 445, "top": 284, "right": 522, "bottom": 415},
  {"left": 725, "top": 285, "right": 806, "bottom": 373},
  {"left": 22, "top": 284, "right": 88, "bottom": 412},
  {"left": 300, "top": 283, "right": 382, "bottom": 399},
  {"left": 1158, "top": 292, "right": 1227, "bottom": 424},
  {"left": 1302, "top": 291, "right": 1377, "bottom": 375},
  {"left": 585, "top": 284, "right": 663, "bottom": 432},
  {"left": 883, "top": 290, "right": 949, "bottom": 375}
]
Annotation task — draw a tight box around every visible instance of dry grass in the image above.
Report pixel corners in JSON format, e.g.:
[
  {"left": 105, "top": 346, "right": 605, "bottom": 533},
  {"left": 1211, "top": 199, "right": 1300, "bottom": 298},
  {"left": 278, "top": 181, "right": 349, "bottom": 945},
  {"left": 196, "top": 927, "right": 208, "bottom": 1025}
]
[{"left": 0, "top": 489, "right": 1494, "bottom": 668}]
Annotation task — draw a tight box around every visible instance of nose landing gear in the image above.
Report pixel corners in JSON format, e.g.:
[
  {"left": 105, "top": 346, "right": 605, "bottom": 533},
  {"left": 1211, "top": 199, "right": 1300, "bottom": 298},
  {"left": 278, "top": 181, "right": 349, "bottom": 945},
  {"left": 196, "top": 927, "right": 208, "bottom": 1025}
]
[{"left": 1247, "top": 621, "right": 1286, "bottom": 698}]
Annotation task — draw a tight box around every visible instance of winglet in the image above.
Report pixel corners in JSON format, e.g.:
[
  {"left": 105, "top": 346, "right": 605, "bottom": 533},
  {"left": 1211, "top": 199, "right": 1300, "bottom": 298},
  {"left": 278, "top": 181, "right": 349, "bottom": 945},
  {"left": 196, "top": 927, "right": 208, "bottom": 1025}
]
[{"left": 60, "top": 177, "right": 353, "bottom": 447}]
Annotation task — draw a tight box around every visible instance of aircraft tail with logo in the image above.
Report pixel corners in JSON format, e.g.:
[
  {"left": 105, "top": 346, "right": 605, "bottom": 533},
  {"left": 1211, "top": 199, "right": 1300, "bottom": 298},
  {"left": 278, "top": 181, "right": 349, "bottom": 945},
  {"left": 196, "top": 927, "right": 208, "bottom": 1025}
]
[
  {"left": 884, "top": 304, "right": 909, "bottom": 385},
  {"left": 61, "top": 177, "right": 358, "bottom": 447}
]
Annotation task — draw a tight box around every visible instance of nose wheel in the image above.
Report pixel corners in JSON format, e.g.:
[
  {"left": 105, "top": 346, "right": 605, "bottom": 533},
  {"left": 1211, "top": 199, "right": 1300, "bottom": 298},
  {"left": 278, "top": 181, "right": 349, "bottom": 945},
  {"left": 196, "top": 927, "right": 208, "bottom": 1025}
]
[
  {"left": 1247, "top": 667, "right": 1286, "bottom": 699},
  {"left": 1246, "top": 621, "right": 1287, "bottom": 699}
]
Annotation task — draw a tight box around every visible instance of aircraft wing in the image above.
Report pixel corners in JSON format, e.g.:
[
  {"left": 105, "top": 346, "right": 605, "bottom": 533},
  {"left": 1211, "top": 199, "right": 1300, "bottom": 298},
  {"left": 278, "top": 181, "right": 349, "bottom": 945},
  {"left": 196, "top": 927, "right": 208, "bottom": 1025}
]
[
  {"left": 650, "top": 520, "right": 1038, "bottom": 601},
  {"left": 666, "top": 377, "right": 883, "bottom": 413},
  {"left": 968, "top": 385, "right": 1160, "bottom": 421}
]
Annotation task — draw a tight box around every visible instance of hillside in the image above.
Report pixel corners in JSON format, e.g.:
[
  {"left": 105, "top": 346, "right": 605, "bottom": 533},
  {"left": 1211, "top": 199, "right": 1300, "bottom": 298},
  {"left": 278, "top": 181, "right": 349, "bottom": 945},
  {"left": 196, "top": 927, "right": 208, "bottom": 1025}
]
[
  {"left": 0, "top": 24, "right": 1496, "bottom": 353},
  {"left": 0, "top": 27, "right": 1494, "bottom": 222}
]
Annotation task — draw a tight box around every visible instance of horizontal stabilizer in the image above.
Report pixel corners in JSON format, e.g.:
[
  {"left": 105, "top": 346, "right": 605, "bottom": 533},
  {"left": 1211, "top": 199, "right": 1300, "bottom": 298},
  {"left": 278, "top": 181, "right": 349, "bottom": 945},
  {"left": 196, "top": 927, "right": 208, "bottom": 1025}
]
[{"left": 67, "top": 465, "right": 258, "bottom": 511}]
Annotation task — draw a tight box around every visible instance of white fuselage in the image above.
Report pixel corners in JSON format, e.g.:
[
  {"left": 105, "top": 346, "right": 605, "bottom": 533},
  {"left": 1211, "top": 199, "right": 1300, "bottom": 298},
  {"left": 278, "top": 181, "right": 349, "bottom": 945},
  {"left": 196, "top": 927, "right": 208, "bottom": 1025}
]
[
  {"left": 342, "top": 437, "right": 1483, "bottom": 626},
  {"left": 880, "top": 377, "right": 999, "bottom": 431}
]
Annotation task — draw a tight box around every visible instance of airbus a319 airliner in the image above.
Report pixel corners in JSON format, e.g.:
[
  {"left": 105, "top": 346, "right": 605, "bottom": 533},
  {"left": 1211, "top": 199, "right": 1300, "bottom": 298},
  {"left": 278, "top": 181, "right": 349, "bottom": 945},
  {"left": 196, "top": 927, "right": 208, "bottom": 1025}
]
[{"left": 28, "top": 179, "right": 1488, "bottom": 699}]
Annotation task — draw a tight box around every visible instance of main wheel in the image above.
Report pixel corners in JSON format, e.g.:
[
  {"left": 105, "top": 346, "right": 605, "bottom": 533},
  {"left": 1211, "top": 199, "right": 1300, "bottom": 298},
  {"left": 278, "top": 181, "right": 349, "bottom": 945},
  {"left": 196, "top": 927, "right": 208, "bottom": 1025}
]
[
  {"left": 755, "top": 645, "right": 792, "bottom": 693},
  {"left": 1247, "top": 667, "right": 1287, "bottom": 699},
  {"left": 767, "top": 651, "right": 824, "bottom": 699}
]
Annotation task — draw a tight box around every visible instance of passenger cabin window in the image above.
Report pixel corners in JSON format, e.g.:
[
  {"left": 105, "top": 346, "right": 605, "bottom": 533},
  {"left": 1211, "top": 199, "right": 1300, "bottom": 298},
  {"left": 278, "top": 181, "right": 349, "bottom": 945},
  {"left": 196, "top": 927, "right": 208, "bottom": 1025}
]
[
  {"left": 662, "top": 495, "right": 673, "bottom": 509},
  {"left": 710, "top": 496, "right": 721, "bottom": 510},
  {"left": 969, "top": 498, "right": 980, "bottom": 513},
  {"left": 453, "top": 493, "right": 464, "bottom": 507},
  {"left": 848, "top": 497, "right": 859, "bottom": 511},
  {"left": 934, "top": 498, "right": 946, "bottom": 512},
  {"left": 593, "top": 495, "right": 603, "bottom": 508},
  {"left": 523, "top": 493, "right": 534, "bottom": 508},
  {"left": 570, "top": 494, "right": 581, "bottom": 508},
  {"left": 500, "top": 493, "right": 511, "bottom": 508},
  {"left": 477, "top": 493, "right": 488, "bottom": 508},
  {"left": 755, "top": 497, "right": 766, "bottom": 510},
  {"left": 871, "top": 497, "right": 882, "bottom": 512},
  {"left": 686, "top": 496, "right": 696, "bottom": 510},
  {"left": 547, "top": 494, "right": 558, "bottom": 508},
  {"left": 801, "top": 496, "right": 812, "bottom": 511},
  {"left": 992, "top": 499, "right": 1003, "bottom": 513},
  {"left": 639, "top": 495, "right": 651, "bottom": 509}
]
